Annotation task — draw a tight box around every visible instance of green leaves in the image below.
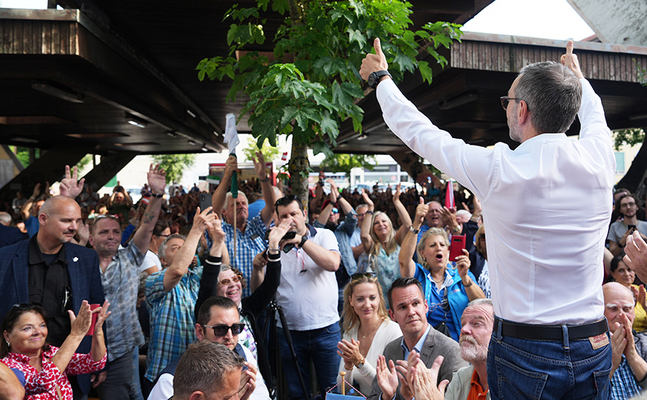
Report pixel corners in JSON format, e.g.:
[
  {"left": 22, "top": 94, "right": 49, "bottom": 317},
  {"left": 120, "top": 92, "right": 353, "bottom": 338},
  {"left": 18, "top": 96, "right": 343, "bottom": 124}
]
[{"left": 196, "top": 0, "right": 463, "bottom": 163}]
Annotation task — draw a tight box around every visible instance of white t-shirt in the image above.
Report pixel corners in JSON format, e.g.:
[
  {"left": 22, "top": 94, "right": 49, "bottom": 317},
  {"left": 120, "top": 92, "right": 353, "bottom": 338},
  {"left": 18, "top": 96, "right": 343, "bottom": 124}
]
[
  {"left": 275, "top": 227, "right": 340, "bottom": 330},
  {"left": 140, "top": 250, "right": 161, "bottom": 274}
]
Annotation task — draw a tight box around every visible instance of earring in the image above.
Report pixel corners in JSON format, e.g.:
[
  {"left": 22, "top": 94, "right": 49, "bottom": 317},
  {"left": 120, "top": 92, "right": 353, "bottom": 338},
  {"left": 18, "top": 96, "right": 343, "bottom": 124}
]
[{"left": 5, "top": 340, "right": 9, "bottom": 347}]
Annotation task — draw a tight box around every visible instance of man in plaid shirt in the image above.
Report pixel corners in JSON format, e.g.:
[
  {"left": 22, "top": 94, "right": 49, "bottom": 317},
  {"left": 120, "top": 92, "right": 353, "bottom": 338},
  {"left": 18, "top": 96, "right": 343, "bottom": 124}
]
[{"left": 212, "top": 152, "right": 276, "bottom": 297}]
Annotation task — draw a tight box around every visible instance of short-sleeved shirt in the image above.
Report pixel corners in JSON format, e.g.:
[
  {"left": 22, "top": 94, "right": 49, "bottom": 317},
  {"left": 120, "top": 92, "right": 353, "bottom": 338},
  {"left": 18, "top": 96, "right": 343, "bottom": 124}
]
[
  {"left": 100, "top": 243, "right": 146, "bottom": 361},
  {"left": 145, "top": 265, "right": 203, "bottom": 382},
  {"left": 223, "top": 214, "right": 268, "bottom": 297},
  {"left": 275, "top": 227, "right": 340, "bottom": 331},
  {"left": 607, "top": 220, "right": 647, "bottom": 244}
]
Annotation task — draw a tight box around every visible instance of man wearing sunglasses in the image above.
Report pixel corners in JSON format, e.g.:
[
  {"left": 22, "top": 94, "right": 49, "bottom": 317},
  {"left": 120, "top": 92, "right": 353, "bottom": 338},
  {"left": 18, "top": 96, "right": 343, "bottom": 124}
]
[
  {"left": 147, "top": 296, "right": 269, "bottom": 400},
  {"left": 361, "top": 41, "right": 614, "bottom": 398}
]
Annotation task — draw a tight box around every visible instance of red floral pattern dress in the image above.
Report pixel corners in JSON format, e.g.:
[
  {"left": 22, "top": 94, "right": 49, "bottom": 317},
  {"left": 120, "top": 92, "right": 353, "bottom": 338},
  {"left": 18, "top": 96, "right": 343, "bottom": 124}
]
[{"left": 0, "top": 346, "right": 106, "bottom": 400}]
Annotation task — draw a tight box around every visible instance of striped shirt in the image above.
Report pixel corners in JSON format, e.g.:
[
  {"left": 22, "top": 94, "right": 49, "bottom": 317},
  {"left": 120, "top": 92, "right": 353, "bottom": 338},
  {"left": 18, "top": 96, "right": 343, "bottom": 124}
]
[
  {"left": 144, "top": 265, "right": 203, "bottom": 382},
  {"left": 100, "top": 243, "right": 146, "bottom": 362}
]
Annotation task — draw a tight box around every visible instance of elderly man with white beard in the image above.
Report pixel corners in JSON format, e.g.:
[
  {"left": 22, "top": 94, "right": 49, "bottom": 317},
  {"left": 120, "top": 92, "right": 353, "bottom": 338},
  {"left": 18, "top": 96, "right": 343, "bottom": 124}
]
[{"left": 406, "top": 299, "right": 494, "bottom": 400}]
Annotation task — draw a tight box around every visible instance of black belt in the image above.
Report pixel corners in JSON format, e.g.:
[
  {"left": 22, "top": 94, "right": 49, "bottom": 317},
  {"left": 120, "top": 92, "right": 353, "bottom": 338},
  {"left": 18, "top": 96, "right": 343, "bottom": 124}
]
[{"left": 494, "top": 316, "right": 608, "bottom": 341}]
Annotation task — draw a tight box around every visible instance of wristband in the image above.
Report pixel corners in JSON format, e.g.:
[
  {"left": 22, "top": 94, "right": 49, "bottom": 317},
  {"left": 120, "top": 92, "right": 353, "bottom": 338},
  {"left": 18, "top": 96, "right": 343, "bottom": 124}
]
[
  {"left": 366, "top": 210, "right": 374, "bottom": 215},
  {"left": 299, "top": 235, "right": 308, "bottom": 248},
  {"left": 151, "top": 193, "right": 164, "bottom": 198},
  {"left": 463, "top": 279, "right": 473, "bottom": 288},
  {"left": 409, "top": 225, "right": 420, "bottom": 234},
  {"left": 259, "top": 176, "right": 270, "bottom": 183}
]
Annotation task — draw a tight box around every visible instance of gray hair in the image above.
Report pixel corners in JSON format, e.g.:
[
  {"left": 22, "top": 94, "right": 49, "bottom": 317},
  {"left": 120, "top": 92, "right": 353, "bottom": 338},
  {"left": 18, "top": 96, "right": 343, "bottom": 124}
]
[
  {"left": 223, "top": 192, "right": 248, "bottom": 212},
  {"left": 0, "top": 212, "right": 11, "bottom": 225},
  {"left": 355, "top": 204, "right": 369, "bottom": 213},
  {"left": 173, "top": 341, "right": 244, "bottom": 399},
  {"left": 158, "top": 233, "right": 186, "bottom": 260},
  {"left": 467, "top": 298, "right": 493, "bottom": 308},
  {"left": 514, "top": 61, "right": 582, "bottom": 134}
]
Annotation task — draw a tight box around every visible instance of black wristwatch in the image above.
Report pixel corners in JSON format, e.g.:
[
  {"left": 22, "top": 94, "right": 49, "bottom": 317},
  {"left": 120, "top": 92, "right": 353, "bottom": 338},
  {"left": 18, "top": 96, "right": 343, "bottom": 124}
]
[
  {"left": 299, "top": 234, "right": 308, "bottom": 248},
  {"left": 368, "top": 70, "right": 391, "bottom": 89}
]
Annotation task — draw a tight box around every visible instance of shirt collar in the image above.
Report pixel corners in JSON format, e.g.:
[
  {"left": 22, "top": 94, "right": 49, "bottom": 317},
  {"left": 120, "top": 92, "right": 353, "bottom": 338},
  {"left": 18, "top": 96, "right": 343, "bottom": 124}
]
[
  {"left": 28, "top": 234, "right": 67, "bottom": 266},
  {"left": 470, "top": 367, "right": 487, "bottom": 396},
  {"left": 400, "top": 324, "right": 432, "bottom": 355},
  {"left": 514, "top": 133, "right": 567, "bottom": 154}
]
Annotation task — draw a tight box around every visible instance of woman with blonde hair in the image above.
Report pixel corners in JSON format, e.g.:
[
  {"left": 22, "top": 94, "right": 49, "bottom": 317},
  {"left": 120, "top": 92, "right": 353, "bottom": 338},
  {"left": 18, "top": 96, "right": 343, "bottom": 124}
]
[
  {"left": 399, "top": 201, "right": 484, "bottom": 341},
  {"left": 336, "top": 273, "right": 401, "bottom": 395},
  {"left": 360, "top": 186, "right": 412, "bottom": 306}
]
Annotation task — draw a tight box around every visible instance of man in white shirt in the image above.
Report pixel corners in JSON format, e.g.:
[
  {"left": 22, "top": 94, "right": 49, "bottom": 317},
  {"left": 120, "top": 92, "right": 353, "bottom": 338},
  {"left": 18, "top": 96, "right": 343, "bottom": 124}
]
[
  {"left": 360, "top": 40, "right": 614, "bottom": 398},
  {"left": 273, "top": 195, "right": 342, "bottom": 399},
  {"left": 147, "top": 296, "right": 269, "bottom": 400}
]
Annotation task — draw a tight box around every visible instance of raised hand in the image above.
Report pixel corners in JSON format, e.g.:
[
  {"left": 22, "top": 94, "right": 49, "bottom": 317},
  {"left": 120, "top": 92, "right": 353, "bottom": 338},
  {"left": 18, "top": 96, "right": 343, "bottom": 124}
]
[
  {"left": 456, "top": 249, "right": 471, "bottom": 280},
  {"left": 68, "top": 300, "right": 93, "bottom": 338},
  {"left": 207, "top": 213, "right": 226, "bottom": 244},
  {"left": 191, "top": 206, "right": 216, "bottom": 234},
  {"left": 376, "top": 355, "right": 399, "bottom": 400},
  {"left": 624, "top": 232, "right": 647, "bottom": 284},
  {"left": 253, "top": 151, "right": 267, "bottom": 180},
  {"left": 147, "top": 164, "right": 166, "bottom": 195},
  {"left": 414, "top": 198, "right": 429, "bottom": 228},
  {"left": 93, "top": 301, "right": 111, "bottom": 333},
  {"left": 327, "top": 179, "right": 339, "bottom": 202},
  {"left": 411, "top": 355, "right": 446, "bottom": 400},
  {"left": 361, "top": 189, "right": 374, "bottom": 208},
  {"left": 60, "top": 165, "right": 85, "bottom": 198},
  {"left": 239, "top": 361, "right": 257, "bottom": 400},
  {"left": 393, "top": 183, "right": 402, "bottom": 203},
  {"left": 441, "top": 206, "right": 458, "bottom": 231},
  {"left": 360, "top": 38, "right": 389, "bottom": 81},
  {"left": 560, "top": 40, "right": 584, "bottom": 79},
  {"left": 269, "top": 218, "right": 292, "bottom": 249}
]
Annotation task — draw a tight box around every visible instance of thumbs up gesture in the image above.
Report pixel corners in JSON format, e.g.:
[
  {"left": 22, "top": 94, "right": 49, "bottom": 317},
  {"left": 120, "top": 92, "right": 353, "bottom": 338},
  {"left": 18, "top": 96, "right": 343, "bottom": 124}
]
[{"left": 360, "top": 38, "right": 390, "bottom": 81}]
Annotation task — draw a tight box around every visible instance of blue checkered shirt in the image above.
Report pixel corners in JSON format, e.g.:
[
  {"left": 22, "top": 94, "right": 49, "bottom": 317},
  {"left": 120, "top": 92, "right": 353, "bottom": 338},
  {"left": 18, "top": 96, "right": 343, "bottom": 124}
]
[
  {"left": 100, "top": 243, "right": 146, "bottom": 362},
  {"left": 144, "top": 265, "right": 203, "bottom": 382},
  {"left": 611, "top": 356, "right": 641, "bottom": 400},
  {"left": 222, "top": 214, "right": 268, "bottom": 297}
]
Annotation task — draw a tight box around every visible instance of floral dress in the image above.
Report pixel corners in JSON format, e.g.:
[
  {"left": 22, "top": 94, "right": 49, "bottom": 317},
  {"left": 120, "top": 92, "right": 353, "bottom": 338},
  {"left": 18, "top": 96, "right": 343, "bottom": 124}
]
[
  {"left": 374, "top": 245, "right": 401, "bottom": 309},
  {"left": 1, "top": 346, "right": 106, "bottom": 400}
]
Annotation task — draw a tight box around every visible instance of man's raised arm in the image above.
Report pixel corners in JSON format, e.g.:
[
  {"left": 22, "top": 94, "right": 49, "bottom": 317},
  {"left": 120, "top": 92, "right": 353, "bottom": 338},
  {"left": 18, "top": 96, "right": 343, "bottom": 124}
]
[{"left": 132, "top": 164, "right": 166, "bottom": 253}]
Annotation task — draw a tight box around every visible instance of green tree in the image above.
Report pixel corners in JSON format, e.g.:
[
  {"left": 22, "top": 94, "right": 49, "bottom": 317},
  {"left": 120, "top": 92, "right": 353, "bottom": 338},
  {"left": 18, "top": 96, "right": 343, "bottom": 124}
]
[
  {"left": 197, "top": 0, "right": 462, "bottom": 208},
  {"left": 75, "top": 154, "right": 93, "bottom": 172},
  {"left": 152, "top": 154, "right": 196, "bottom": 184},
  {"left": 242, "top": 137, "right": 280, "bottom": 163},
  {"left": 320, "top": 153, "right": 375, "bottom": 185}
]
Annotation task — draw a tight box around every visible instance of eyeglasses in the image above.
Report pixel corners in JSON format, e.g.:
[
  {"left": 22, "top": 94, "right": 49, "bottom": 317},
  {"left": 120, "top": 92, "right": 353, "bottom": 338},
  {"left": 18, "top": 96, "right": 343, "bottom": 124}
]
[
  {"left": 203, "top": 323, "right": 246, "bottom": 337},
  {"left": 218, "top": 274, "right": 243, "bottom": 286},
  {"left": 621, "top": 202, "right": 637, "bottom": 208},
  {"left": 500, "top": 96, "right": 523, "bottom": 111}
]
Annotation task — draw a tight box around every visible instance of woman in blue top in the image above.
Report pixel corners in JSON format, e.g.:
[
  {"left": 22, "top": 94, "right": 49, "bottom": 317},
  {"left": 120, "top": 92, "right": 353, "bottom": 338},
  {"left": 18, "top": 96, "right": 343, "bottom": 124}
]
[{"left": 399, "top": 201, "right": 485, "bottom": 341}]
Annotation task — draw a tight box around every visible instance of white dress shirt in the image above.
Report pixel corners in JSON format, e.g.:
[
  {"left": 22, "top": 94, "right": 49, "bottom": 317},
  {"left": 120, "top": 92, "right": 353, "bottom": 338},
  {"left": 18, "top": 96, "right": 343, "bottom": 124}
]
[{"left": 376, "top": 78, "right": 614, "bottom": 324}]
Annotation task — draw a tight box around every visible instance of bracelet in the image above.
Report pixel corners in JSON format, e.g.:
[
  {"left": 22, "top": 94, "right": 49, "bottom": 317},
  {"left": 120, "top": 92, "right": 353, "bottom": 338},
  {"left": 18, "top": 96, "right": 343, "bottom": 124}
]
[
  {"left": 409, "top": 225, "right": 420, "bottom": 234},
  {"left": 259, "top": 176, "right": 270, "bottom": 183},
  {"left": 463, "top": 279, "right": 473, "bottom": 288},
  {"left": 452, "top": 225, "right": 461, "bottom": 234},
  {"left": 268, "top": 248, "right": 280, "bottom": 253},
  {"left": 151, "top": 193, "right": 164, "bottom": 198},
  {"left": 366, "top": 210, "right": 374, "bottom": 215}
]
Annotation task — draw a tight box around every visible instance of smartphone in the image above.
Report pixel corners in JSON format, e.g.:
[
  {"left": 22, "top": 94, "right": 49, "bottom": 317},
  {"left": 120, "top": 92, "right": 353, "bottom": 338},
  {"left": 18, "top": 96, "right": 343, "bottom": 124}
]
[
  {"left": 449, "top": 235, "right": 466, "bottom": 262},
  {"left": 199, "top": 193, "right": 212, "bottom": 214},
  {"left": 628, "top": 224, "right": 637, "bottom": 230}
]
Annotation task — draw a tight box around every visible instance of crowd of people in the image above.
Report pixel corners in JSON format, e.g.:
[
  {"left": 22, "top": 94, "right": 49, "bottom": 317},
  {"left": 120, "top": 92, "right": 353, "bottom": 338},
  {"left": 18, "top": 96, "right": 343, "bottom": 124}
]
[{"left": 3, "top": 41, "right": 647, "bottom": 400}]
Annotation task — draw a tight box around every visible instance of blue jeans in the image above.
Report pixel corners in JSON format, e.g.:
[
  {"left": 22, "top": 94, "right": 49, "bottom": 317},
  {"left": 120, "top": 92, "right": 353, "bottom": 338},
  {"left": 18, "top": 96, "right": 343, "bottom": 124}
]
[
  {"left": 278, "top": 321, "right": 342, "bottom": 400},
  {"left": 487, "top": 318, "right": 612, "bottom": 399}
]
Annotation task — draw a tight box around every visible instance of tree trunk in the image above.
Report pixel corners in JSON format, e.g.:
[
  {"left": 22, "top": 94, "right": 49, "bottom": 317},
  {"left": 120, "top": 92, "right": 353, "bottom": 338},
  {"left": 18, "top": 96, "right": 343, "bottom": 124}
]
[
  {"left": 618, "top": 136, "right": 647, "bottom": 192},
  {"left": 289, "top": 140, "right": 310, "bottom": 213}
]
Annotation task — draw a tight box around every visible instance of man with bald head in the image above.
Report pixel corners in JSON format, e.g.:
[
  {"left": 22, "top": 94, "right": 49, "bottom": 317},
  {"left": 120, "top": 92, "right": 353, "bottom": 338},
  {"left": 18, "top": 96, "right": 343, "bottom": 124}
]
[
  {"left": 603, "top": 282, "right": 647, "bottom": 399},
  {"left": 0, "top": 193, "right": 104, "bottom": 399}
]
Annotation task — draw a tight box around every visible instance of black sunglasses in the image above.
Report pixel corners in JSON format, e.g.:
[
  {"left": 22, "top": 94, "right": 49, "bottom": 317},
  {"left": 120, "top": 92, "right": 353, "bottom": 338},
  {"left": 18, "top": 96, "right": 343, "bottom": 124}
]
[
  {"left": 500, "top": 96, "right": 523, "bottom": 111},
  {"left": 351, "top": 272, "right": 377, "bottom": 280},
  {"left": 203, "top": 323, "right": 246, "bottom": 337}
]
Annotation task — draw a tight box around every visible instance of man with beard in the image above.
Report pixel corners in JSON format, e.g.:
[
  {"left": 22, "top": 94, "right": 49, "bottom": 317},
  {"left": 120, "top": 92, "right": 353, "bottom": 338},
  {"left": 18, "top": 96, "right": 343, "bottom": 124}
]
[
  {"left": 608, "top": 194, "right": 647, "bottom": 256},
  {"left": 361, "top": 39, "right": 614, "bottom": 398},
  {"left": 405, "top": 299, "right": 494, "bottom": 400}
]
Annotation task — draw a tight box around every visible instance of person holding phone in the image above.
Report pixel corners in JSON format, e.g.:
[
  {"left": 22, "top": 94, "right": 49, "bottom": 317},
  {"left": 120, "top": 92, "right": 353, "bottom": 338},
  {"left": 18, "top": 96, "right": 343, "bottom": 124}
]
[
  {"left": 399, "top": 201, "right": 484, "bottom": 341},
  {"left": 608, "top": 194, "right": 647, "bottom": 256}
]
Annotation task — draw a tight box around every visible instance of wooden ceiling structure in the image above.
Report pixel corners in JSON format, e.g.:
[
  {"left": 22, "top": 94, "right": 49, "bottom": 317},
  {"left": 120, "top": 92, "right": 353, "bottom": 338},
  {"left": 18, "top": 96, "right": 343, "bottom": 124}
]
[{"left": 1, "top": 0, "right": 646, "bottom": 199}]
